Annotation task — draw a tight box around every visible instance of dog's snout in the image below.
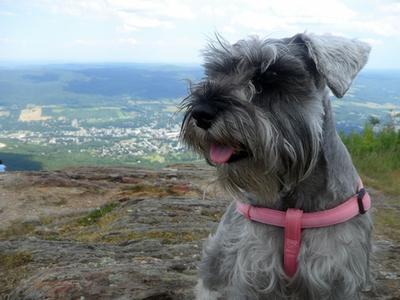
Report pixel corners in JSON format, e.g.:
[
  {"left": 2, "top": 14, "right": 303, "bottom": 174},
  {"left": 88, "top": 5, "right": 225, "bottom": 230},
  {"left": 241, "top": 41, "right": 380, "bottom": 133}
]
[{"left": 191, "top": 104, "right": 217, "bottom": 130}]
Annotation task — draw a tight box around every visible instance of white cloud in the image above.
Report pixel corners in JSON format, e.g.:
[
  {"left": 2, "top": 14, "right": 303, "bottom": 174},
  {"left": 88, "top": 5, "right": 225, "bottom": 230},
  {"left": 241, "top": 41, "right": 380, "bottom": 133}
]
[
  {"left": 359, "top": 38, "right": 383, "bottom": 46},
  {"left": 36, "top": 0, "right": 400, "bottom": 39},
  {"left": 72, "top": 38, "right": 138, "bottom": 48},
  {"left": 72, "top": 39, "right": 99, "bottom": 46},
  {"left": 0, "top": 10, "right": 17, "bottom": 16},
  {"left": 379, "top": 2, "right": 400, "bottom": 13},
  {"left": 352, "top": 19, "right": 399, "bottom": 37},
  {"left": 111, "top": 0, "right": 194, "bottom": 20},
  {"left": 44, "top": 0, "right": 109, "bottom": 18},
  {"left": 116, "top": 11, "right": 174, "bottom": 31},
  {"left": 200, "top": 0, "right": 400, "bottom": 38},
  {"left": 202, "top": 0, "right": 357, "bottom": 32},
  {"left": 40, "top": 0, "right": 194, "bottom": 30},
  {"left": 0, "top": 37, "right": 26, "bottom": 45},
  {"left": 0, "top": 38, "right": 11, "bottom": 44},
  {"left": 360, "top": 38, "right": 383, "bottom": 46},
  {"left": 118, "top": 38, "right": 138, "bottom": 47}
]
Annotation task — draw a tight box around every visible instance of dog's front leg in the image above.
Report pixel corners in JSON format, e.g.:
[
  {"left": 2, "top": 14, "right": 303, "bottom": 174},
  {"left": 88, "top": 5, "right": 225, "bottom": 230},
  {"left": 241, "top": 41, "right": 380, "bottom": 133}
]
[
  {"left": 195, "top": 202, "right": 239, "bottom": 299},
  {"left": 195, "top": 279, "right": 223, "bottom": 300}
]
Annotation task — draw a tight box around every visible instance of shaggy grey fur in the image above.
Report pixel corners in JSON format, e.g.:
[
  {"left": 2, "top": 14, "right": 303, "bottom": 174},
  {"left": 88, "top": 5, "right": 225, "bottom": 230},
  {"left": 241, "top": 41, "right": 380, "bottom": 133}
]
[{"left": 180, "top": 33, "right": 372, "bottom": 300}]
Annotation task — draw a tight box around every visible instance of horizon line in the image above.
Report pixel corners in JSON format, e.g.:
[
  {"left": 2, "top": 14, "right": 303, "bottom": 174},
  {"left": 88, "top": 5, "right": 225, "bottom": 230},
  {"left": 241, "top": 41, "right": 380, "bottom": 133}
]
[{"left": 0, "top": 61, "right": 399, "bottom": 71}]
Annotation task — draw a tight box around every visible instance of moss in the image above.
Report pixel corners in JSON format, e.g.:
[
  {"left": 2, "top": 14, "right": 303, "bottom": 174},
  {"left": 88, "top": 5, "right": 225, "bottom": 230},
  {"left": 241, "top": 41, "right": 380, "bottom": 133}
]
[
  {"left": 41, "top": 234, "right": 61, "bottom": 241},
  {"left": 57, "top": 208, "right": 121, "bottom": 242},
  {"left": 0, "top": 222, "right": 35, "bottom": 240},
  {"left": 157, "top": 231, "right": 206, "bottom": 244},
  {"left": 0, "top": 251, "right": 33, "bottom": 270},
  {"left": 72, "top": 231, "right": 104, "bottom": 243},
  {"left": 78, "top": 202, "right": 119, "bottom": 226}
]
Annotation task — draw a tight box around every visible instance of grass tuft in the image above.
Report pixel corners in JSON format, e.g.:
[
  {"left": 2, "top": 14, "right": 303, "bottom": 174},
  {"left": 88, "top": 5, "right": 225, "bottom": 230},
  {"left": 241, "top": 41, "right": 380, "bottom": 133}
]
[
  {"left": 77, "top": 202, "right": 119, "bottom": 226},
  {"left": 0, "top": 251, "right": 32, "bottom": 269},
  {"left": 0, "top": 223, "right": 35, "bottom": 240}
]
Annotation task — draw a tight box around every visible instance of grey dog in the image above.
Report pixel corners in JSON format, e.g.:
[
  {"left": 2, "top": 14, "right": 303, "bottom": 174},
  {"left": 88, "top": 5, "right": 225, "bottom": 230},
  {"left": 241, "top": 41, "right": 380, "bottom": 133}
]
[{"left": 180, "top": 33, "right": 372, "bottom": 300}]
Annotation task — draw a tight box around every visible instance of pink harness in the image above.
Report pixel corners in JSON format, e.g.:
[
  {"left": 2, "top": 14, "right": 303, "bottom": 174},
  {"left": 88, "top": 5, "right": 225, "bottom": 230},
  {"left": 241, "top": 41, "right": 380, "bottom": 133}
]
[{"left": 236, "top": 181, "right": 371, "bottom": 277}]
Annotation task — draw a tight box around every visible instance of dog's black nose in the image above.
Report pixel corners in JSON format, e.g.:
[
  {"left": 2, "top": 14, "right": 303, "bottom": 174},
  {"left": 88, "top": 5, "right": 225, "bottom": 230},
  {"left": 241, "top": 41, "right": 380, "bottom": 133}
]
[{"left": 191, "top": 104, "right": 217, "bottom": 130}]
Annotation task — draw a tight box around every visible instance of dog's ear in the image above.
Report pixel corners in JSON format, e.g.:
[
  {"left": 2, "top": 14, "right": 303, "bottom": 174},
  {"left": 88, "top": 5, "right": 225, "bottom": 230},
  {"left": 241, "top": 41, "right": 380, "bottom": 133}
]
[{"left": 292, "top": 33, "right": 371, "bottom": 98}]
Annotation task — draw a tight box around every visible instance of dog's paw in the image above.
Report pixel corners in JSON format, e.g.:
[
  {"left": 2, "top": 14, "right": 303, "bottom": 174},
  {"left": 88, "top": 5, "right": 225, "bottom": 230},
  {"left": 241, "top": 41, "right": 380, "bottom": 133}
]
[{"left": 195, "top": 279, "right": 222, "bottom": 300}]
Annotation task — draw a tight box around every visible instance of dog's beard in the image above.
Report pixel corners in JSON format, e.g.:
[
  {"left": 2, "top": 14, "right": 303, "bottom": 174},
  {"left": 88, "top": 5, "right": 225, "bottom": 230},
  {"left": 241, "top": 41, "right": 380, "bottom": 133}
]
[
  {"left": 181, "top": 102, "right": 323, "bottom": 207},
  {"left": 182, "top": 106, "right": 275, "bottom": 205}
]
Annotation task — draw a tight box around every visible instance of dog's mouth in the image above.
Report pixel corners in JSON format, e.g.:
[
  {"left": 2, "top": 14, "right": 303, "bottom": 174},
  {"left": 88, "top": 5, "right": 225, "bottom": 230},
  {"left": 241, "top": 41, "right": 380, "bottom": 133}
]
[{"left": 209, "top": 143, "right": 248, "bottom": 164}]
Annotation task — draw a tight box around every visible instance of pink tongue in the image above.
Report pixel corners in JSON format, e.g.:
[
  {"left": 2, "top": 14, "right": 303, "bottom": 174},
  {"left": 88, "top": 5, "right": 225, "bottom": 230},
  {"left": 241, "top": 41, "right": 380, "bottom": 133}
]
[{"left": 210, "top": 144, "right": 235, "bottom": 164}]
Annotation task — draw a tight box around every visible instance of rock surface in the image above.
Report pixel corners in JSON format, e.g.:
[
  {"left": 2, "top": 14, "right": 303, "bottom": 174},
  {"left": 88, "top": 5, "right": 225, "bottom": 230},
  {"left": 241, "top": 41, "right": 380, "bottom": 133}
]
[{"left": 0, "top": 164, "right": 399, "bottom": 299}]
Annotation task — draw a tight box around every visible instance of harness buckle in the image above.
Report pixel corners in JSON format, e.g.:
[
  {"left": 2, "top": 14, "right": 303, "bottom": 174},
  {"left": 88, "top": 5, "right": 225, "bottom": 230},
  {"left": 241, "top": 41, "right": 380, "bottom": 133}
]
[{"left": 357, "top": 188, "right": 367, "bottom": 214}]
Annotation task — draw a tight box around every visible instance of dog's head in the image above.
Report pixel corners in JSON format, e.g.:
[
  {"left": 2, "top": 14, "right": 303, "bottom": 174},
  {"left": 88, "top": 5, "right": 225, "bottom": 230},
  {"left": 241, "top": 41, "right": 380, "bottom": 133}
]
[{"left": 180, "top": 33, "right": 370, "bottom": 202}]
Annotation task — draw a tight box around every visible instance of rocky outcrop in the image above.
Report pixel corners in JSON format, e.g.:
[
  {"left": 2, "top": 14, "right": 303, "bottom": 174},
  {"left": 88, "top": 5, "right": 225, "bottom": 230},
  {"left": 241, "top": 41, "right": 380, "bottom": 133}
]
[{"left": 0, "top": 165, "right": 398, "bottom": 299}]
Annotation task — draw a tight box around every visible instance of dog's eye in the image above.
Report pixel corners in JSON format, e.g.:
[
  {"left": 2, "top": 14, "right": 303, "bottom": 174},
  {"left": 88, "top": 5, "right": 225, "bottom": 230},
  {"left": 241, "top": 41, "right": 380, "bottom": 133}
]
[
  {"left": 262, "top": 70, "right": 278, "bottom": 82},
  {"left": 253, "top": 69, "right": 279, "bottom": 91}
]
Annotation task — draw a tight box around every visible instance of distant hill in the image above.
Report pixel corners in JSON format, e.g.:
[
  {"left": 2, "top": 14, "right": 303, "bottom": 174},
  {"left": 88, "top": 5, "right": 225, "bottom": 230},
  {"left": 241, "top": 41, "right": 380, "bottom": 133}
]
[
  {"left": 65, "top": 65, "right": 203, "bottom": 98},
  {"left": 0, "top": 64, "right": 399, "bottom": 108},
  {"left": 0, "top": 64, "right": 203, "bottom": 106}
]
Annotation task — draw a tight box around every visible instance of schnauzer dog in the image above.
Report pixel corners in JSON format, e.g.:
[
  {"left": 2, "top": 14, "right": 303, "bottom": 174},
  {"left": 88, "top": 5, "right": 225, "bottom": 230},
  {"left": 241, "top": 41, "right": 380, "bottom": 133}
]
[{"left": 180, "top": 33, "right": 372, "bottom": 300}]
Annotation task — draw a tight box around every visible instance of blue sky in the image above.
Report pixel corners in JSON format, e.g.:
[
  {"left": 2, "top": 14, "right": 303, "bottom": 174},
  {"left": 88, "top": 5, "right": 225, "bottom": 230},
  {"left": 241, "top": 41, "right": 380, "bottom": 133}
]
[{"left": 1, "top": 0, "right": 399, "bottom": 69}]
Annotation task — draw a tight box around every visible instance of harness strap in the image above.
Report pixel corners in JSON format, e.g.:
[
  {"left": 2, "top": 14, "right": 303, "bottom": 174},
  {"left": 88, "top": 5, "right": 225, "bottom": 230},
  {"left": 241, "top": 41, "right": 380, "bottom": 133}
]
[
  {"left": 284, "top": 209, "right": 303, "bottom": 277},
  {"left": 236, "top": 180, "right": 371, "bottom": 278}
]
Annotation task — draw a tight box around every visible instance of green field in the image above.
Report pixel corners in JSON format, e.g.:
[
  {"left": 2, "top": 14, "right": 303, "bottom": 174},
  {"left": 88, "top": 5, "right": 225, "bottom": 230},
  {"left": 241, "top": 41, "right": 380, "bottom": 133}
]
[
  {"left": 0, "top": 138, "right": 199, "bottom": 171},
  {"left": 341, "top": 123, "right": 400, "bottom": 195}
]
